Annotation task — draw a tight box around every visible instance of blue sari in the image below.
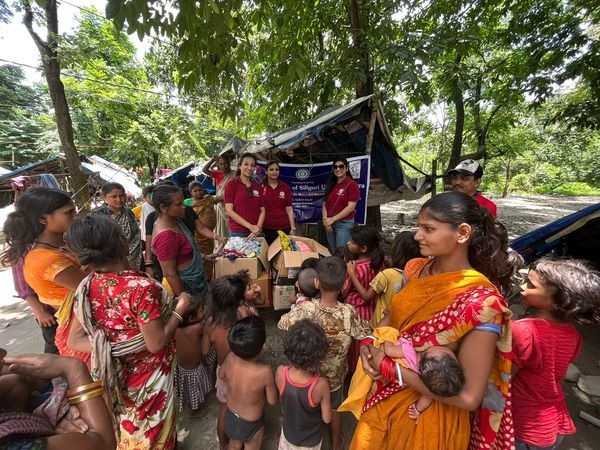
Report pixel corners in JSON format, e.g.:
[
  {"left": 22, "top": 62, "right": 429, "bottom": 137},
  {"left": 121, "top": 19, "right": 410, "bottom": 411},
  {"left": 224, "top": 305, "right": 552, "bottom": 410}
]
[{"left": 175, "top": 219, "right": 208, "bottom": 296}]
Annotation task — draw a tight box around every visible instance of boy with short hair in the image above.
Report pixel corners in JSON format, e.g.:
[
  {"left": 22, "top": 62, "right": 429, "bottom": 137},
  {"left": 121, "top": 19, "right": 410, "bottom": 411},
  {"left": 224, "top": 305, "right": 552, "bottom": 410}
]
[
  {"left": 292, "top": 268, "right": 319, "bottom": 308},
  {"left": 218, "top": 315, "right": 278, "bottom": 450},
  {"left": 278, "top": 256, "right": 371, "bottom": 450}
]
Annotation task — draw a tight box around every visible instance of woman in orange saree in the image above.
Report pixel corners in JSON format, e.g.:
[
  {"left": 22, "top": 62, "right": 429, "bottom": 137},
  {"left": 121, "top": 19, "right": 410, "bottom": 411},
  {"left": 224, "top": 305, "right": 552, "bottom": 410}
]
[
  {"left": 348, "top": 191, "right": 518, "bottom": 450},
  {"left": 3, "top": 188, "right": 89, "bottom": 362}
]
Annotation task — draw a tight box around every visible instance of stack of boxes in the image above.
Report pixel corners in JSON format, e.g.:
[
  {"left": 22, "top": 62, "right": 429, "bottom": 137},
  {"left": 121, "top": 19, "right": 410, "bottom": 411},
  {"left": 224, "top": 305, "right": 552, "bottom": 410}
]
[{"left": 213, "top": 235, "right": 330, "bottom": 310}]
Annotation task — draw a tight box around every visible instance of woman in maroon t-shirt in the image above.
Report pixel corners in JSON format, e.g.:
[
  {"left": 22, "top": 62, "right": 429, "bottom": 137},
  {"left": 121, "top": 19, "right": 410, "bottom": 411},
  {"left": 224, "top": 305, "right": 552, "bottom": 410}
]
[
  {"left": 261, "top": 160, "right": 297, "bottom": 244},
  {"left": 322, "top": 157, "right": 360, "bottom": 252},
  {"left": 224, "top": 152, "right": 265, "bottom": 238}
]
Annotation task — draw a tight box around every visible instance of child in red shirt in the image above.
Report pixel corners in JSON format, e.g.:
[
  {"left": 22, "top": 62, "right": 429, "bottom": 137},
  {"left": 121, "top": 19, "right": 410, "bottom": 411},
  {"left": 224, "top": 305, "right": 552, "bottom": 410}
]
[
  {"left": 512, "top": 258, "right": 600, "bottom": 450},
  {"left": 344, "top": 225, "right": 384, "bottom": 370}
]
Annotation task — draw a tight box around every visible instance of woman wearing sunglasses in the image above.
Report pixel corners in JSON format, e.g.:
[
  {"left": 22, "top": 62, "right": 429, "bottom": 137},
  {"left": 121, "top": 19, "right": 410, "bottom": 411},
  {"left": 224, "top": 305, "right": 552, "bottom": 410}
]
[
  {"left": 224, "top": 152, "right": 265, "bottom": 238},
  {"left": 322, "top": 157, "right": 360, "bottom": 252}
]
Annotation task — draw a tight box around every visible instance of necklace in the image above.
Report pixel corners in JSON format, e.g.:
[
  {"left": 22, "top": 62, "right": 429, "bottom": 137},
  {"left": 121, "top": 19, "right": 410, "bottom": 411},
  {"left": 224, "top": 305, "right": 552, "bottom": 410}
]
[{"left": 34, "top": 240, "right": 62, "bottom": 250}]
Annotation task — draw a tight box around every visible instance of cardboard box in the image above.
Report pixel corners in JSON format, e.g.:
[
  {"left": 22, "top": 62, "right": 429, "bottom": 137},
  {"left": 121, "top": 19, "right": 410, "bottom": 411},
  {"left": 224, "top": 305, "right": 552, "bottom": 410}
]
[
  {"left": 214, "top": 237, "right": 270, "bottom": 279},
  {"left": 252, "top": 271, "right": 272, "bottom": 308},
  {"left": 267, "top": 236, "right": 330, "bottom": 280},
  {"left": 273, "top": 283, "right": 297, "bottom": 310}
]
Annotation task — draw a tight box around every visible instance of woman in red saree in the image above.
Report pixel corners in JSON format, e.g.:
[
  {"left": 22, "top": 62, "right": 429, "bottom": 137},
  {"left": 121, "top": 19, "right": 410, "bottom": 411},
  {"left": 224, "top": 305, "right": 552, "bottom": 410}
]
[
  {"left": 348, "top": 191, "right": 518, "bottom": 450},
  {"left": 65, "top": 214, "right": 191, "bottom": 449}
]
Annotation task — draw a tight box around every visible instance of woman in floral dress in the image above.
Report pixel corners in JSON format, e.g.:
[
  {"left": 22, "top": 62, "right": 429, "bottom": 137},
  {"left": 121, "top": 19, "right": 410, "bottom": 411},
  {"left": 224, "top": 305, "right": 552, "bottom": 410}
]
[{"left": 65, "top": 214, "right": 191, "bottom": 449}]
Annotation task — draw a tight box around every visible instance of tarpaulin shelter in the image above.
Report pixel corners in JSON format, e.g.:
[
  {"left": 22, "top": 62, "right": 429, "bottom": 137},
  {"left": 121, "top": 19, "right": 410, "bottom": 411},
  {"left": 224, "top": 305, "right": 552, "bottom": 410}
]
[
  {"left": 221, "top": 95, "right": 430, "bottom": 206},
  {"left": 0, "top": 155, "right": 141, "bottom": 207},
  {"left": 511, "top": 202, "right": 600, "bottom": 267}
]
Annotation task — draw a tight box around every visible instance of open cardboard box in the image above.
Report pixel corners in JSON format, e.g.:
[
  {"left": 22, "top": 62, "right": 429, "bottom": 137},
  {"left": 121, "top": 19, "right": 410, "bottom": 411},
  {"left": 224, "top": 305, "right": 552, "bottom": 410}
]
[
  {"left": 214, "top": 237, "right": 270, "bottom": 279},
  {"left": 252, "top": 271, "right": 272, "bottom": 308},
  {"left": 267, "top": 235, "right": 330, "bottom": 280}
]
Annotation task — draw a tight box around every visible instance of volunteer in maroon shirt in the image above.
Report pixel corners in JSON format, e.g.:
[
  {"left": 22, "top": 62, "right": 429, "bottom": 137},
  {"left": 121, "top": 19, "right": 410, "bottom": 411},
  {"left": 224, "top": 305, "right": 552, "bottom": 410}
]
[
  {"left": 224, "top": 152, "right": 265, "bottom": 238},
  {"left": 322, "top": 157, "right": 360, "bottom": 252},
  {"left": 262, "top": 160, "right": 297, "bottom": 244},
  {"left": 448, "top": 159, "right": 497, "bottom": 218}
]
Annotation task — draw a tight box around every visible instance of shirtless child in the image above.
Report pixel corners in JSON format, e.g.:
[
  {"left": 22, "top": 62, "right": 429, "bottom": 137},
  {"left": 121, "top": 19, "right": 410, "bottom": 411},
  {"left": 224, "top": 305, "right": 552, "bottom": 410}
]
[
  {"left": 219, "top": 316, "right": 278, "bottom": 450},
  {"left": 175, "top": 295, "right": 216, "bottom": 413},
  {"left": 201, "top": 271, "right": 261, "bottom": 449}
]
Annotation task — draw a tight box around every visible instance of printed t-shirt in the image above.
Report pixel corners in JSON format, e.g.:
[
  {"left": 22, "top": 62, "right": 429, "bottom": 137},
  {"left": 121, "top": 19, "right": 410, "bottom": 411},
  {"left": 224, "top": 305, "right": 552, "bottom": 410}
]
[
  {"left": 512, "top": 318, "right": 582, "bottom": 446},
  {"left": 277, "top": 300, "right": 371, "bottom": 391},
  {"left": 474, "top": 192, "right": 497, "bottom": 218},
  {"left": 223, "top": 177, "right": 264, "bottom": 233},
  {"left": 263, "top": 181, "right": 293, "bottom": 230},
  {"left": 325, "top": 178, "right": 360, "bottom": 221},
  {"left": 24, "top": 248, "right": 80, "bottom": 307},
  {"left": 369, "top": 268, "right": 405, "bottom": 327},
  {"left": 152, "top": 230, "right": 193, "bottom": 266}
]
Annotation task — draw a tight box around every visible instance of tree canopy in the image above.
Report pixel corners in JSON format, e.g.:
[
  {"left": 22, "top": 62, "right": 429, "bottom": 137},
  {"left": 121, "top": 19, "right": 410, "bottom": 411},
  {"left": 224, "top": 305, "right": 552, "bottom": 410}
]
[{"left": 1, "top": 0, "right": 598, "bottom": 196}]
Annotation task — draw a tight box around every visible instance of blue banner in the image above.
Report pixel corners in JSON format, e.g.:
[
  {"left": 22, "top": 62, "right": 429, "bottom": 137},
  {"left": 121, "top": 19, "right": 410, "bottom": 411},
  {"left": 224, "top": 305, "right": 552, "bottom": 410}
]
[{"left": 257, "top": 155, "right": 370, "bottom": 224}]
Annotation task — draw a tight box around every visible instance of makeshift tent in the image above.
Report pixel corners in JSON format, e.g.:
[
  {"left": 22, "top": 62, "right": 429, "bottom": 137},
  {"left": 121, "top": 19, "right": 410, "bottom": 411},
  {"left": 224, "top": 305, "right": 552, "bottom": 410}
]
[
  {"left": 222, "top": 95, "right": 430, "bottom": 206},
  {"left": 511, "top": 202, "right": 600, "bottom": 267},
  {"left": 0, "top": 155, "right": 141, "bottom": 207},
  {"left": 157, "top": 161, "right": 216, "bottom": 194}
]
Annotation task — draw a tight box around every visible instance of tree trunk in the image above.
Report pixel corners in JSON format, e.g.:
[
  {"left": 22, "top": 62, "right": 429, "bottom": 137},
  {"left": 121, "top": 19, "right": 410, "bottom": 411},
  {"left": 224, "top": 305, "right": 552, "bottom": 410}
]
[
  {"left": 24, "top": 0, "right": 89, "bottom": 208},
  {"left": 348, "top": 0, "right": 374, "bottom": 97},
  {"left": 348, "top": 0, "right": 381, "bottom": 230},
  {"left": 502, "top": 159, "right": 512, "bottom": 198},
  {"left": 446, "top": 56, "right": 464, "bottom": 186}
]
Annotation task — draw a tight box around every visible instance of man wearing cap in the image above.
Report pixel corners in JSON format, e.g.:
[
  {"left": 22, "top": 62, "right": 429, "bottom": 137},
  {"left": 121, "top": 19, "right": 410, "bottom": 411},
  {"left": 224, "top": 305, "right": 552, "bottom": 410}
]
[{"left": 448, "top": 159, "right": 497, "bottom": 218}]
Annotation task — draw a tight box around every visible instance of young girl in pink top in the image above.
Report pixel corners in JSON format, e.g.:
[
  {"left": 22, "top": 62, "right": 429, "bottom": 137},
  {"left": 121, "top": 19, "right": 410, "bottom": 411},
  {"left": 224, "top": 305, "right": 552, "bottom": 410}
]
[
  {"left": 344, "top": 225, "right": 383, "bottom": 369},
  {"left": 513, "top": 258, "right": 600, "bottom": 450}
]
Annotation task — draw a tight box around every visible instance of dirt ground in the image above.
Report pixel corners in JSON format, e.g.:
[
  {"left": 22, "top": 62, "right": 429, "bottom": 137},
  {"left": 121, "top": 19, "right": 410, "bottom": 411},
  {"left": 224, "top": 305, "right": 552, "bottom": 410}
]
[{"left": 1, "top": 193, "right": 599, "bottom": 449}]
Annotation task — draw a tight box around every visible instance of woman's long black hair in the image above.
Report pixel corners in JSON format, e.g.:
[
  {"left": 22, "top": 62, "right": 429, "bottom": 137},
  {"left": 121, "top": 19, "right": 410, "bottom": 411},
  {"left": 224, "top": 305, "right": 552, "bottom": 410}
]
[
  {"left": 66, "top": 214, "right": 128, "bottom": 267},
  {"left": 323, "top": 157, "right": 353, "bottom": 200},
  {"left": 2, "top": 188, "right": 72, "bottom": 264},
  {"left": 420, "top": 191, "right": 518, "bottom": 294}
]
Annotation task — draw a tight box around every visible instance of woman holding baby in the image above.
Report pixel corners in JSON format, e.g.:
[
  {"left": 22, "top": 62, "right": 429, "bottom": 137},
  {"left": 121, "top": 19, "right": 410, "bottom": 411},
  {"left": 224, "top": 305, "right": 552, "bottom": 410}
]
[{"left": 349, "top": 191, "right": 516, "bottom": 450}]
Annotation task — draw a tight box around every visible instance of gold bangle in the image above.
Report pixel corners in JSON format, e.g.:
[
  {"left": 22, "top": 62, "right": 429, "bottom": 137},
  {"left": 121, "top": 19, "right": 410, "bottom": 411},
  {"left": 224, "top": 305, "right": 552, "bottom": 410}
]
[
  {"left": 171, "top": 311, "right": 183, "bottom": 323},
  {"left": 68, "top": 388, "right": 104, "bottom": 405},
  {"left": 67, "top": 380, "right": 103, "bottom": 397}
]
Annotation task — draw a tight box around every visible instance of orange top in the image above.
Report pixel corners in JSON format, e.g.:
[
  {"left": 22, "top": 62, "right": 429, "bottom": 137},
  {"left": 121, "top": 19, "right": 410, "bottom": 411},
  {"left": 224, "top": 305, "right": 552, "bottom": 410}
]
[{"left": 24, "top": 247, "right": 80, "bottom": 307}]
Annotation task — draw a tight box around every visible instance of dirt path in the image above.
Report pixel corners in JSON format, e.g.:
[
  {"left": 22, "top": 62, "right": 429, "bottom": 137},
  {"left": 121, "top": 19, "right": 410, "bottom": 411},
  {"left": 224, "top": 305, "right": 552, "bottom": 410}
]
[{"left": 1, "top": 194, "right": 599, "bottom": 449}]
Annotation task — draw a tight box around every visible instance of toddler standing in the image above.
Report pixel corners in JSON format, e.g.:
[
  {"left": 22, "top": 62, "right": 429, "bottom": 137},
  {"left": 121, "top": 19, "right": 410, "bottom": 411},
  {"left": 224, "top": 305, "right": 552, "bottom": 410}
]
[
  {"left": 175, "top": 294, "right": 216, "bottom": 413},
  {"left": 276, "top": 320, "right": 331, "bottom": 449},
  {"left": 219, "top": 316, "right": 278, "bottom": 450},
  {"left": 201, "top": 271, "right": 259, "bottom": 450},
  {"left": 512, "top": 258, "right": 600, "bottom": 450},
  {"left": 278, "top": 256, "right": 371, "bottom": 450}
]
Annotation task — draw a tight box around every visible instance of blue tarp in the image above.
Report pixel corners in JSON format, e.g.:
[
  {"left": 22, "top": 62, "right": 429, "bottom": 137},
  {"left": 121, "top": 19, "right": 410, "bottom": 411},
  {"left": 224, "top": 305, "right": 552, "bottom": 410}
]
[{"left": 510, "top": 202, "right": 600, "bottom": 262}]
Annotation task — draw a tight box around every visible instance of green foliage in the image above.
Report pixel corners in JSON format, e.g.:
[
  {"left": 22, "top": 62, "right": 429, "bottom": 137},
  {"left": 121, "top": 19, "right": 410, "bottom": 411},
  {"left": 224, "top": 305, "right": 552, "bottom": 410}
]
[
  {"left": 548, "top": 182, "right": 600, "bottom": 196},
  {"left": 0, "top": 64, "right": 53, "bottom": 166}
]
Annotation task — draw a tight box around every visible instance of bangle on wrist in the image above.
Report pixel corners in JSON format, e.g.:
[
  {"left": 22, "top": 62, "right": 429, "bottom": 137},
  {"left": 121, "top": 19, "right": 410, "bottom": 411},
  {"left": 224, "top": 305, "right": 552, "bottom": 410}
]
[
  {"left": 67, "top": 380, "right": 103, "bottom": 397},
  {"left": 68, "top": 388, "right": 104, "bottom": 405},
  {"left": 171, "top": 311, "right": 183, "bottom": 323}
]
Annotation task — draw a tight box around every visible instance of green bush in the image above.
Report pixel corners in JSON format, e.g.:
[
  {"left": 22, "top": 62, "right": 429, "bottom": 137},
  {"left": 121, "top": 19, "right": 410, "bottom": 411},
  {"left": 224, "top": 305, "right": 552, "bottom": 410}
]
[
  {"left": 549, "top": 182, "right": 600, "bottom": 196},
  {"left": 508, "top": 174, "right": 532, "bottom": 193}
]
